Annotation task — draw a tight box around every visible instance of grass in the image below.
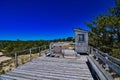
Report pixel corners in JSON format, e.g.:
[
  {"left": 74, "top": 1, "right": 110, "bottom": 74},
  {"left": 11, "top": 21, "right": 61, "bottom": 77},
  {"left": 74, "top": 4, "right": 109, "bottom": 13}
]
[{"left": 0, "top": 49, "right": 47, "bottom": 75}]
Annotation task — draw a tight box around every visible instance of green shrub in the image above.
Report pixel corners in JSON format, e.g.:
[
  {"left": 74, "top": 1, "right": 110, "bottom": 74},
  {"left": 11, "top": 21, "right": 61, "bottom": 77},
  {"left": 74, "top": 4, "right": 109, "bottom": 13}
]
[
  {"left": 0, "top": 70, "right": 5, "bottom": 75},
  {"left": 112, "top": 49, "right": 120, "bottom": 59},
  {"left": 100, "top": 46, "right": 111, "bottom": 53},
  {"left": 0, "top": 65, "right": 2, "bottom": 70}
]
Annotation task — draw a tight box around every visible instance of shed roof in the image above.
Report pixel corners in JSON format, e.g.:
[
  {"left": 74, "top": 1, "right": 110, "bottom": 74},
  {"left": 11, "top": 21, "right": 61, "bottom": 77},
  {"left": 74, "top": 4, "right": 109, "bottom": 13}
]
[{"left": 74, "top": 28, "right": 88, "bottom": 33}]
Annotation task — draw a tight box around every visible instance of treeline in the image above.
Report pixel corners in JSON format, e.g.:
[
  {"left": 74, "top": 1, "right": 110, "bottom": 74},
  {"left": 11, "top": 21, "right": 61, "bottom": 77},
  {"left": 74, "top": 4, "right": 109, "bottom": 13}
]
[
  {"left": 0, "top": 37, "right": 74, "bottom": 54},
  {"left": 86, "top": 0, "right": 120, "bottom": 58}
]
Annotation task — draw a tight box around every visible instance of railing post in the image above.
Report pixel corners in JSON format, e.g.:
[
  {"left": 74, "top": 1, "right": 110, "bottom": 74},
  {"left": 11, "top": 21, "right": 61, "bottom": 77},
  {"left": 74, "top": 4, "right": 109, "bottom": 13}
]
[
  {"left": 38, "top": 47, "right": 41, "bottom": 57},
  {"left": 105, "top": 53, "right": 109, "bottom": 71},
  {"left": 95, "top": 50, "right": 98, "bottom": 61},
  {"left": 91, "top": 46, "right": 93, "bottom": 54},
  {"left": 49, "top": 43, "right": 52, "bottom": 54},
  {"left": 62, "top": 49, "right": 65, "bottom": 58},
  {"left": 29, "top": 49, "right": 32, "bottom": 61},
  {"left": 15, "top": 52, "right": 18, "bottom": 68},
  {"left": 90, "top": 46, "right": 95, "bottom": 58},
  {"left": 88, "top": 46, "right": 90, "bottom": 55}
]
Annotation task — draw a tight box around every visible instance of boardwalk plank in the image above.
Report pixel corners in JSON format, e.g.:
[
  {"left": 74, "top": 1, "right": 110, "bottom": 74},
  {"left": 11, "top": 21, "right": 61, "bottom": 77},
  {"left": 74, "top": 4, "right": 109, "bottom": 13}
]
[
  {"left": 6, "top": 71, "right": 93, "bottom": 80},
  {"left": 1, "top": 55, "right": 94, "bottom": 80}
]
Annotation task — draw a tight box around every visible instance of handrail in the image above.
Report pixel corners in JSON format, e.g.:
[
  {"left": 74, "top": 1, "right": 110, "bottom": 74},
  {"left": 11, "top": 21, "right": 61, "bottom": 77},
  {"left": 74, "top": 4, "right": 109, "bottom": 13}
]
[
  {"left": 0, "top": 45, "right": 49, "bottom": 68},
  {"left": 90, "top": 46, "right": 120, "bottom": 76},
  {"left": 87, "top": 56, "right": 113, "bottom": 80},
  {"left": 0, "top": 45, "right": 47, "bottom": 56},
  {"left": 97, "top": 50, "right": 120, "bottom": 65},
  {"left": 93, "top": 48, "right": 120, "bottom": 66}
]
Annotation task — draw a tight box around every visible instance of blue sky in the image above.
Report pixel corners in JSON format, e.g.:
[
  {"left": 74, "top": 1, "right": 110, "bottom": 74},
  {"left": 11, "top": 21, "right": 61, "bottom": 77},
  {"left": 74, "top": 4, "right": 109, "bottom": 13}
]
[{"left": 0, "top": 0, "right": 115, "bottom": 40}]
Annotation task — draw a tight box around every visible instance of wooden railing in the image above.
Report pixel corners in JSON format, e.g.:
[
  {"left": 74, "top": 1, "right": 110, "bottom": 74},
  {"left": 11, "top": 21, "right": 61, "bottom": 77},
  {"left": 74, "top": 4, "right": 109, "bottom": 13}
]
[
  {"left": 88, "top": 46, "right": 120, "bottom": 80},
  {"left": 0, "top": 45, "right": 49, "bottom": 72}
]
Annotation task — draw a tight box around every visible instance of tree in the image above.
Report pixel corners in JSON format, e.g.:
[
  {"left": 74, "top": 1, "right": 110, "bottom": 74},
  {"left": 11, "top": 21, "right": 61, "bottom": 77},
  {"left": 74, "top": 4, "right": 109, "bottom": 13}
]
[
  {"left": 86, "top": 0, "right": 120, "bottom": 56},
  {"left": 66, "top": 37, "right": 73, "bottom": 41},
  {"left": 110, "top": 0, "right": 120, "bottom": 17}
]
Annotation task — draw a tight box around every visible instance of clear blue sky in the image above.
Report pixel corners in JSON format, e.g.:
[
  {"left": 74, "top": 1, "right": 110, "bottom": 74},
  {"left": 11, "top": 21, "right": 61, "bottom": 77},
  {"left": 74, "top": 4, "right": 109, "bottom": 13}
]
[{"left": 0, "top": 0, "right": 115, "bottom": 40}]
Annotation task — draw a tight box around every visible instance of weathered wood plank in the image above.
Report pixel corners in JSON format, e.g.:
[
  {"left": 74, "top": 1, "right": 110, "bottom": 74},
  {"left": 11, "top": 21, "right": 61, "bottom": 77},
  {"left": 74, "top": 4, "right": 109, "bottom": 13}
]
[
  {"left": 1, "top": 56, "right": 94, "bottom": 80},
  {"left": 1, "top": 75, "right": 30, "bottom": 80},
  {"left": 88, "top": 56, "right": 113, "bottom": 80},
  {"left": 99, "top": 51, "right": 120, "bottom": 65},
  {"left": 93, "top": 50, "right": 120, "bottom": 76},
  {"left": 94, "top": 48, "right": 120, "bottom": 65},
  {"left": 13, "top": 69, "right": 92, "bottom": 76},
  {"left": 8, "top": 70, "right": 93, "bottom": 79},
  {"left": 17, "top": 62, "right": 88, "bottom": 69}
]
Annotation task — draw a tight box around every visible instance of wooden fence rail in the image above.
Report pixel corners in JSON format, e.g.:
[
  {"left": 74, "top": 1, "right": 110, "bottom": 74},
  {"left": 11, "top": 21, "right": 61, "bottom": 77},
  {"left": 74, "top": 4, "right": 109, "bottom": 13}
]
[
  {"left": 87, "top": 56, "right": 113, "bottom": 80},
  {"left": 0, "top": 45, "right": 49, "bottom": 68},
  {"left": 93, "top": 48, "right": 120, "bottom": 75},
  {"left": 88, "top": 46, "right": 120, "bottom": 80},
  {"left": 96, "top": 49, "right": 120, "bottom": 65}
]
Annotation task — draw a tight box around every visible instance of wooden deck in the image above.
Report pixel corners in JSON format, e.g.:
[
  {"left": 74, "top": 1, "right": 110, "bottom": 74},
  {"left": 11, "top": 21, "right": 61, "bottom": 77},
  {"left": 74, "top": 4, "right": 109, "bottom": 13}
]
[{"left": 0, "top": 56, "right": 94, "bottom": 80}]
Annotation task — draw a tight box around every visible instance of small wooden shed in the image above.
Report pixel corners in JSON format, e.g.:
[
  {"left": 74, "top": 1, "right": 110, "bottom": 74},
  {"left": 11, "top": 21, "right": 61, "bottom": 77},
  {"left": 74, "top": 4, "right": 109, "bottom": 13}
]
[{"left": 74, "top": 28, "right": 88, "bottom": 53}]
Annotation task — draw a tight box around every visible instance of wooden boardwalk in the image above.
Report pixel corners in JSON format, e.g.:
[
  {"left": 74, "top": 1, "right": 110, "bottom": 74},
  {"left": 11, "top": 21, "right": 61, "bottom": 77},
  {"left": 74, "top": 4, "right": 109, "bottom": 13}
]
[{"left": 0, "top": 56, "right": 94, "bottom": 80}]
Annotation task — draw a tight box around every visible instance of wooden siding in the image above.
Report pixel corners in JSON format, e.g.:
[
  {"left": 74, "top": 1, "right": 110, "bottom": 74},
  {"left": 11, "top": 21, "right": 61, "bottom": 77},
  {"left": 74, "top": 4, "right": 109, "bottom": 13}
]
[{"left": 74, "top": 29, "right": 88, "bottom": 53}]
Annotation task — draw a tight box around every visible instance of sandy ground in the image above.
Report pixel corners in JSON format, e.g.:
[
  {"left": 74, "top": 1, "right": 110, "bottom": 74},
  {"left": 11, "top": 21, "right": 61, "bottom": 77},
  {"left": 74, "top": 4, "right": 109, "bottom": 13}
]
[
  {"left": 0, "top": 52, "right": 11, "bottom": 63},
  {"left": 0, "top": 52, "right": 3, "bottom": 55}
]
